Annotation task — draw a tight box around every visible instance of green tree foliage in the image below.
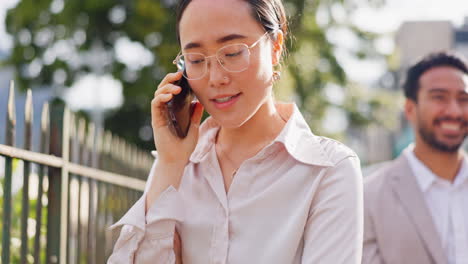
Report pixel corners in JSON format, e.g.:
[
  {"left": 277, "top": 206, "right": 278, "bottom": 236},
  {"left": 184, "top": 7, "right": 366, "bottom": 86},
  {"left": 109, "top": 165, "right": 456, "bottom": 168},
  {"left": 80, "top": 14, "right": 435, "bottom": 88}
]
[{"left": 5, "top": 0, "right": 397, "bottom": 150}]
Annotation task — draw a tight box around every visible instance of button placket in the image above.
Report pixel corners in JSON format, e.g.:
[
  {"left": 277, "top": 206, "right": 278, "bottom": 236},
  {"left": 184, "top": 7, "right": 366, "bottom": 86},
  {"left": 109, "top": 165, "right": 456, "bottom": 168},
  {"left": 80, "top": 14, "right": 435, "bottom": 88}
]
[
  {"left": 228, "top": 218, "right": 234, "bottom": 238},
  {"left": 210, "top": 203, "right": 229, "bottom": 264}
]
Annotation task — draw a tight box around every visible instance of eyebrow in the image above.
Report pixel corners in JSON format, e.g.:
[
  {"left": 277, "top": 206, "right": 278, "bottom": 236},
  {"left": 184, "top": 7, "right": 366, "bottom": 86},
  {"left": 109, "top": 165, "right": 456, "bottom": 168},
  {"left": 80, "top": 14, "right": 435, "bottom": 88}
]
[
  {"left": 183, "top": 34, "right": 247, "bottom": 50},
  {"left": 427, "top": 88, "right": 448, "bottom": 94},
  {"left": 427, "top": 88, "right": 468, "bottom": 95}
]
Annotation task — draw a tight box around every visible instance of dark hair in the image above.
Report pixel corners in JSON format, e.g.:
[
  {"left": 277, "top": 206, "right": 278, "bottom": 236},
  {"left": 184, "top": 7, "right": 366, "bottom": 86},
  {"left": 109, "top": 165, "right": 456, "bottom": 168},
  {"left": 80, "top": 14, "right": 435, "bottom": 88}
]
[
  {"left": 403, "top": 51, "right": 468, "bottom": 101},
  {"left": 175, "top": 0, "right": 288, "bottom": 49}
]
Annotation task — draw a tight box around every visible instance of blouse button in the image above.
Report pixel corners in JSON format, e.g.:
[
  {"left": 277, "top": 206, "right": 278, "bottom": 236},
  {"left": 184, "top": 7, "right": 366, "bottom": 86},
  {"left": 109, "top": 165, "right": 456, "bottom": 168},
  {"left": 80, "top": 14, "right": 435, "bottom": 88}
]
[{"left": 228, "top": 221, "right": 235, "bottom": 238}]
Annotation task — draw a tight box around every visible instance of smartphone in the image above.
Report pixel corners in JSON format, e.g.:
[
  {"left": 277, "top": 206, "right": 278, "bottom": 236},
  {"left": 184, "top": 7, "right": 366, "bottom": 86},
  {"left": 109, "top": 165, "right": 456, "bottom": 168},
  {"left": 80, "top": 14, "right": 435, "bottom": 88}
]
[{"left": 166, "top": 73, "right": 195, "bottom": 138}]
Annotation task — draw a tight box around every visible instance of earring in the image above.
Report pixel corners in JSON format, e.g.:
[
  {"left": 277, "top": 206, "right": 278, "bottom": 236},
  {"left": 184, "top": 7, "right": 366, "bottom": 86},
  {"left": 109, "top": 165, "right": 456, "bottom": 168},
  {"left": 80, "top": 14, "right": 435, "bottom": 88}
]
[{"left": 272, "top": 71, "right": 281, "bottom": 81}]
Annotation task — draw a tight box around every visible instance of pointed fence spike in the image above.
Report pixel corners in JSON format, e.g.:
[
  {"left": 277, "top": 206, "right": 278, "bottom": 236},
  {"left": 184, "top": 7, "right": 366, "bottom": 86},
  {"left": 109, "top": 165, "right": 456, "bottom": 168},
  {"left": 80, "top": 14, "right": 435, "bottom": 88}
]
[
  {"left": 68, "top": 113, "right": 76, "bottom": 139},
  {"left": 87, "top": 123, "right": 96, "bottom": 147},
  {"left": 41, "top": 103, "right": 50, "bottom": 134},
  {"left": 24, "top": 89, "right": 33, "bottom": 150},
  {"left": 95, "top": 127, "right": 104, "bottom": 169},
  {"left": 6, "top": 80, "right": 16, "bottom": 146},
  {"left": 87, "top": 122, "right": 96, "bottom": 167},
  {"left": 40, "top": 103, "right": 50, "bottom": 154},
  {"left": 78, "top": 118, "right": 87, "bottom": 146},
  {"left": 77, "top": 118, "right": 87, "bottom": 164},
  {"left": 104, "top": 131, "right": 112, "bottom": 155},
  {"left": 24, "top": 89, "right": 33, "bottom": 124}
]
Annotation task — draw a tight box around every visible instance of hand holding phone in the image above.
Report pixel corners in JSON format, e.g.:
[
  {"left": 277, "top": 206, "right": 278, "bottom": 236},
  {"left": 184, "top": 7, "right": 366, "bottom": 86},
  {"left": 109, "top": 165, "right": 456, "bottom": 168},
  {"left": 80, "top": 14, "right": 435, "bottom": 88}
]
[{"left": 166, "top": 72, "right": 195, "bottom": 138}]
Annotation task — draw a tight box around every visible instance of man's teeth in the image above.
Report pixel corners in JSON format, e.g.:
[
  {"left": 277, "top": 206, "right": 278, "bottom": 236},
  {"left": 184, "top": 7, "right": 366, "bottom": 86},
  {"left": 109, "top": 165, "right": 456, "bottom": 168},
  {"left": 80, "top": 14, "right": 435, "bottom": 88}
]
[
  {"left": 440, "top": 123, "right": 460, "bottom": 130},
  {"left": 215, "top": 96, "right": 235, "bottom": 103}
]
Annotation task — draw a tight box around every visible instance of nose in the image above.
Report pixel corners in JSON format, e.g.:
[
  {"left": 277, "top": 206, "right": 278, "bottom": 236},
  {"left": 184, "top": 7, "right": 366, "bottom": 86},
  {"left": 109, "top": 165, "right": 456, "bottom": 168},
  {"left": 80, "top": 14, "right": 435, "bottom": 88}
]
[
  {"left": 207, "top": 57, "right": 229, "bottom": 86},
  {"left": 444, "top": 98, "right": 463, "bottom": 118}
]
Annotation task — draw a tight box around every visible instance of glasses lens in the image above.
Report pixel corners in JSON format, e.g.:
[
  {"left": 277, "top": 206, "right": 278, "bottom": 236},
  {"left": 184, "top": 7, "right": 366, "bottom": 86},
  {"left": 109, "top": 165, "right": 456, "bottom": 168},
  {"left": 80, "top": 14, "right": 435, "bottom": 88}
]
[
  {"left": 175, "top": 58, "right": 185, "bottom": 71},
  {"left": 217, "top": 44, "right": 250, "bottom": 72},
  {"left": 179, "top": 53, "right": 206, "bottom": 80}
]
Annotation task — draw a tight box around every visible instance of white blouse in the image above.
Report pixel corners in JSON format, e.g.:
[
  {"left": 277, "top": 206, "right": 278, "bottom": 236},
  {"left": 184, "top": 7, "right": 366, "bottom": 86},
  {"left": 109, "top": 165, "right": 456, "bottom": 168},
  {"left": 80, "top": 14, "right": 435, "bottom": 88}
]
[{"left": 108, "top": 103, "right": 363, "bottom": 264}]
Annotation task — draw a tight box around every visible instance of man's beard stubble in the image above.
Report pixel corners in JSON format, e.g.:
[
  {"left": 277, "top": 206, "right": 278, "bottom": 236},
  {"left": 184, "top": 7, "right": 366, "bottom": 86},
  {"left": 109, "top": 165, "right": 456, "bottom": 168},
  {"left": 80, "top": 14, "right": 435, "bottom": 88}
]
[{"left": 417, "top": 116, "right": 468, "bottom": 153}]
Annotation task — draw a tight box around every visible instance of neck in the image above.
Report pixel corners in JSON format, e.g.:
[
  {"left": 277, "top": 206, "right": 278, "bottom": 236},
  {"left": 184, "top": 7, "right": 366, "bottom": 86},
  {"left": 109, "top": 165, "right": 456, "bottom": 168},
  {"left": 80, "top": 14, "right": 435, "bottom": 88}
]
[
  {"left": 413, "top": 140, "right": 464, "bottom": 182},
  {"left": 217, "top": 99, "right": 286, "bottom": 156}
]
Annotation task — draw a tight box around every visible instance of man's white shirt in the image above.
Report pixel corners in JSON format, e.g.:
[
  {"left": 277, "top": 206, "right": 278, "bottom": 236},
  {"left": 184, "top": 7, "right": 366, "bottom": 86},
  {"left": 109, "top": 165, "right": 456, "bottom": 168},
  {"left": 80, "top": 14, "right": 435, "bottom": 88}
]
[{"left": 404, "top": 146, "right": 468, "bottom": 264}]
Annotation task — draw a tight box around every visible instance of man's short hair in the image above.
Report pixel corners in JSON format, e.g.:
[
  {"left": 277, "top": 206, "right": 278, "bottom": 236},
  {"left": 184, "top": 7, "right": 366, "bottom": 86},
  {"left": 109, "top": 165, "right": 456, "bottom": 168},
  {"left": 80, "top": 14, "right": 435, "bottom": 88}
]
[{"left": 402, "top": 51, "right": 468, "bottom": 101}]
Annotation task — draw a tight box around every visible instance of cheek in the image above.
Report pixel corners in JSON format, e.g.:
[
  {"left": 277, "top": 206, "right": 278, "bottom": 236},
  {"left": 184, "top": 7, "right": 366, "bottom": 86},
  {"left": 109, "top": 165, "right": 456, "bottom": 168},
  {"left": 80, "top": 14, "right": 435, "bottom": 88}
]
[
  {"left": 189, "top": 81, "right": 208, "bottom": 102},
  {"left": 188, "top": 76, "right": 207, "bottom": 89},
  {"left": 246, "top": 45, "right": 274, "bottom": 76},
  {"left": 419, "top": 101, "right": 445, "bottom": 119},
  {"left": 257, "top": 48, "right": 274, "bottom": 74},
  {"left": 463, "top": 105, "right": 468, "bottom": 118},
  {"left": 241, "top": 55, "right": 273, "bottom": 93},
  {"left": 414, "top": 104, "right": 436, "bottom": 126}
]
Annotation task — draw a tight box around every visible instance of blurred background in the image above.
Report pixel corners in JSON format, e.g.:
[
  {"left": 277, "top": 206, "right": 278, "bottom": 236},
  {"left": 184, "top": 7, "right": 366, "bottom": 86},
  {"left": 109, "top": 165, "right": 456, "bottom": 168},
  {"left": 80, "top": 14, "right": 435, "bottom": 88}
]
[
  {"left": 1, "top": 0, "right": 468, "bottom": 166},
  {"left": 1, "top": 0, "right": 468, "bottom": 263}
]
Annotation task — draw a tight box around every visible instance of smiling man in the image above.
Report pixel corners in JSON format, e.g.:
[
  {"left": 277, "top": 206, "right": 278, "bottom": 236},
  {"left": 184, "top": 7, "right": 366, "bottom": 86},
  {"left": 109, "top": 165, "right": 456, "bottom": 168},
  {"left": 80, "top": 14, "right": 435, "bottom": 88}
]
[{"left": 363, "top": 51, "right": 468, "bottom": 264}]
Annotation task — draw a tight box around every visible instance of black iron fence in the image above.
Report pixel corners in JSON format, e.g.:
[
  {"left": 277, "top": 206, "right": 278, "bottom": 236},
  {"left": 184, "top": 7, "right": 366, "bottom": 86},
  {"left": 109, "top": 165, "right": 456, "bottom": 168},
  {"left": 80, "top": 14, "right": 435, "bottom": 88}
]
[{"left": 0, "top": 81, "right": 153, "bottom": 264}]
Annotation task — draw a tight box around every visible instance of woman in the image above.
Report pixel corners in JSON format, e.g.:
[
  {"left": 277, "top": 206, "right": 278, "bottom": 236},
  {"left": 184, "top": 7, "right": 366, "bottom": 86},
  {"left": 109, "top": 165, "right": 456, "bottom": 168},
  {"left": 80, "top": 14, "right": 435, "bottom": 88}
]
[{"left": 108, "top": 0, "right": 363, "bottom": 263}]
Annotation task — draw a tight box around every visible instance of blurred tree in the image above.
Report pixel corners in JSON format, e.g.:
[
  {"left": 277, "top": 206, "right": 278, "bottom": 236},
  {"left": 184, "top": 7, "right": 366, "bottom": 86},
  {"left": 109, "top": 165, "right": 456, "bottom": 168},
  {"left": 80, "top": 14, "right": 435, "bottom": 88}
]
[
  {"left": 4, "top": 0, "right": 396, "bottom": 150},
  {"left": 280, "top": 0, "right": 395, "bottom": 138}
]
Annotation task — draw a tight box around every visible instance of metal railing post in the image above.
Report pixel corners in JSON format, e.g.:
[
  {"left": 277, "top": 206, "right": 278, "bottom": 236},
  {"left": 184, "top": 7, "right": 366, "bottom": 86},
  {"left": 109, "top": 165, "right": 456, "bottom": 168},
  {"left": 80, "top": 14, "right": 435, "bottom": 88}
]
[{"left": 2, "top": 80, "right": 16, "bottom": 264}]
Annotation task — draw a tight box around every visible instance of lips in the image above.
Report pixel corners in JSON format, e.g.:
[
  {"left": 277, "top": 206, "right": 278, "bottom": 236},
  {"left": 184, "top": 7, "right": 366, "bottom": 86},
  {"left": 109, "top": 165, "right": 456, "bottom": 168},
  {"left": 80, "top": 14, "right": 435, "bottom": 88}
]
[
  {"left": 210, "top": 93, "right": 242, "bottom": 109},
  {"left": 213, "top": 94, "right": 239, "bottom": 103},
  {"left": 211, "top": 93, "right": 241, "bottom": 102}
]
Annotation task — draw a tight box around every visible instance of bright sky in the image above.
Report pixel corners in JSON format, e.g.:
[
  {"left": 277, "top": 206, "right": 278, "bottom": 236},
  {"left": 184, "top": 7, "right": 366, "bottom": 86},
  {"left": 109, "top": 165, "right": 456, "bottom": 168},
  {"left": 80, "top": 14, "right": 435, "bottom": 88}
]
[
  {"left": 2, "top": 0, "right": 467, "bottom": 51},
  {"left": 342, "top": 0, "right": 468, "bottom": 84},
  {"left": 353, "top": 0, "right": 468, "bottom": 32},
  {"left": 0, "top": 0, "right": 17, "bottom": 53}
]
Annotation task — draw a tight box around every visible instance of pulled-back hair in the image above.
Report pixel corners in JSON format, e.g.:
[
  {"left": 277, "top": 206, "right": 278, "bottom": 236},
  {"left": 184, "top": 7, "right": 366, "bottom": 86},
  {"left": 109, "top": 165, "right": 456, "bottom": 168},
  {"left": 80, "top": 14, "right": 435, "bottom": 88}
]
[{"left": 175, "top": 0, "right": 288, "bottom": 50}]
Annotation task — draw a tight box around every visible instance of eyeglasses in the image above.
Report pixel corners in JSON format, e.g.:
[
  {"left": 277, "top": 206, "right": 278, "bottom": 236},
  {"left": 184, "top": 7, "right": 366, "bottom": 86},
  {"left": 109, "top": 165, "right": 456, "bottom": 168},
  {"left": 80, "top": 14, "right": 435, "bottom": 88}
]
[{"left": 173, "top": 32, "right": 269, "bottom": 80}]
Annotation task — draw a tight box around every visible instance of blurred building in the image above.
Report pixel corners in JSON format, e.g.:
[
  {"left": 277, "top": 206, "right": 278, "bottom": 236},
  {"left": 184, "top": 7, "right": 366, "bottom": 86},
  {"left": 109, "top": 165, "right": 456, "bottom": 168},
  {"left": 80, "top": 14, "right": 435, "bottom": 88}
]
[
  {"left": 396, "top": 21, "right": 454, "bottom": 68},
  {"left": 455, "top": 17, "right": 468, "bottom": 57},
  {"left": 396, "top": 18, "right": 468, "bottom": 70}
]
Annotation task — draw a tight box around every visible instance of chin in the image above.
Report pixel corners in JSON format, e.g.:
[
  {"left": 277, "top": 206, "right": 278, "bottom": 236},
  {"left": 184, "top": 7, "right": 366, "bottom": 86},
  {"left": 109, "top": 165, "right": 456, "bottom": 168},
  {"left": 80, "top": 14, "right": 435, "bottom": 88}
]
[
  {"left": 432, "top": 139, "right": 464, "bottom": 153},
  {"left": 209, "top": 113, "right": 248, "bottom": 129}
]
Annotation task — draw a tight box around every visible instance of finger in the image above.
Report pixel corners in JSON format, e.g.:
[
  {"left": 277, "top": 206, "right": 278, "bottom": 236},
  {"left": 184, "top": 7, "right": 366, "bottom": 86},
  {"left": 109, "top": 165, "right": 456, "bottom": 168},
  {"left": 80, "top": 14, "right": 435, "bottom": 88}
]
[
  {"left": 187, "top": 102, "right": 204, "bottom": 138},
  {"left": 154, "top": 84, "right": 182, "bottom": 97},
  {"left": 151, "top": 94, "right": 173, "bottom": 128},
  {"left": 152, "top": 93, "right": 173, "bottom": 107},
  {"left": 191, "top": 102, "right": 204, "bottom": 126},
  {"left": 157, "top": 71, "right": 183, "bottom": 89}
]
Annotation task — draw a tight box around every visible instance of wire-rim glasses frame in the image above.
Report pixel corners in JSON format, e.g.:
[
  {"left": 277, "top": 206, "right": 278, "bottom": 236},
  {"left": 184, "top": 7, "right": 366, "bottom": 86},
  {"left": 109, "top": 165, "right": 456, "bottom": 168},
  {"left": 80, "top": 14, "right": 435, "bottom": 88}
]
[{"left": 172, "top": 32, "right": 269, "bottom": 80}]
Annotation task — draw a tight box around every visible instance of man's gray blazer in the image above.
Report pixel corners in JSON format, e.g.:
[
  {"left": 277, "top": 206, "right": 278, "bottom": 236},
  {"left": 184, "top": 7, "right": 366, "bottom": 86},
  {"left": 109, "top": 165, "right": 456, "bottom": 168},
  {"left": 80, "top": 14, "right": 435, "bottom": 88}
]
[{"left": 362, "top": 155, "right": 448, "bottom": 264}]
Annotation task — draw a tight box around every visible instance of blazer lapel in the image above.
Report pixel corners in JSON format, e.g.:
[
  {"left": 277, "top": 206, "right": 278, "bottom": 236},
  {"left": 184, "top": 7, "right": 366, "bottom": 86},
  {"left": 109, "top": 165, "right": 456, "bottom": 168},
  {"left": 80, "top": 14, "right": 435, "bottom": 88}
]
[{"left": 390, "top": 155, "right": 447, "bottom": 264}]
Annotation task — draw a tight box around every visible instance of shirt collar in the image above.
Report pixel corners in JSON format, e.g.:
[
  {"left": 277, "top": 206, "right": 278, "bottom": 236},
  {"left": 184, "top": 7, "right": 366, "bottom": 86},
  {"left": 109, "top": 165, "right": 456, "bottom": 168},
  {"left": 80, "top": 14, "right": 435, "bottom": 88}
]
[
  {"left": 189, "top": 103, "right": 333, "bottom": 167},
  {"left": 403, "top": 145, "right": 438, "bottom": 192},
  {"left": 403, "top": 144, "right": 468, "bottom": 191},
  {"left": 454, "top": 156, "right": 468, "bottom": 186}
]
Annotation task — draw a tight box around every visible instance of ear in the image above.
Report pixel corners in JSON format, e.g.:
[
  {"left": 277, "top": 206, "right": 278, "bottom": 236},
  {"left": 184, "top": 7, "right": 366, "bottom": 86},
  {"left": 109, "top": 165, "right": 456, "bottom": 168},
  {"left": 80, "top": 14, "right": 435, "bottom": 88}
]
[
  {"left": 404, "top": 98, "right": 416, "bottom": 123},
  {"left": 272, "top": 30, "right": 284, "bottom": 66}
]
